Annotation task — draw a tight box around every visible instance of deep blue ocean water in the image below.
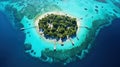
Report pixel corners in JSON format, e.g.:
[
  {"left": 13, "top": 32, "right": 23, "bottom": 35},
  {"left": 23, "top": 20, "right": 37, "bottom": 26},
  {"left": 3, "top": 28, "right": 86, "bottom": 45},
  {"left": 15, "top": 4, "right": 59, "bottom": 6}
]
[{"left": 0, "top": 11, "right": 120, "bottom": 67}]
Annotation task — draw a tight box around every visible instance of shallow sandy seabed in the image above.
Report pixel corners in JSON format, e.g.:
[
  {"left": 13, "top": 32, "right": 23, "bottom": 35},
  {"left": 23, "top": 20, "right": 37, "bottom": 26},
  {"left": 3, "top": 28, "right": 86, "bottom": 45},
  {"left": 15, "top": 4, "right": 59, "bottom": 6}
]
[{"left": 0, "top": 0, "right": 120, "bottom": 65}]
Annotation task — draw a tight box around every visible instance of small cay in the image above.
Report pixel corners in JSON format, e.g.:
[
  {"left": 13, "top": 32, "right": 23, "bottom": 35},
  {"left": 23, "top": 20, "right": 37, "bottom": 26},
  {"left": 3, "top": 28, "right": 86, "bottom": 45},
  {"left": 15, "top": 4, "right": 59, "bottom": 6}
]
[{"left": 37, "top": 13, "right": 78, "bottom": 43}]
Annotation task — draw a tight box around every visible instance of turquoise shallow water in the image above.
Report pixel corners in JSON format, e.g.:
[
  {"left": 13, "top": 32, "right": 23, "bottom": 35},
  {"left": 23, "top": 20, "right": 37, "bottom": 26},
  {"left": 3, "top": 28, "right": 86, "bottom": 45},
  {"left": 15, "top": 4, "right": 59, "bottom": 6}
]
[{"left": 0, "top": 0, "right": 120, "bottom": 65}]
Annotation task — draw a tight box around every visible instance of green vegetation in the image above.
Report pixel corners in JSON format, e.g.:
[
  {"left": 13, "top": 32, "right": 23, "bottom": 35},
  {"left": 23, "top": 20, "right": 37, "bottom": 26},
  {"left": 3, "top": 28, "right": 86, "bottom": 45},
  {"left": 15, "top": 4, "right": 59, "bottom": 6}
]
[{"left": 38, "top": 14, "right": 78, "bottom": 41}]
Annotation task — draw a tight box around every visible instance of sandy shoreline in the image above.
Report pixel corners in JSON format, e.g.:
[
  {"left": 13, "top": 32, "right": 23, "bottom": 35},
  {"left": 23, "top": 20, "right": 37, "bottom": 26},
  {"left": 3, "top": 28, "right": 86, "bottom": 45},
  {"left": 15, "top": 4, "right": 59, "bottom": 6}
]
[{"left": 34, "top": 11, "right": 81, "bottom": 43}]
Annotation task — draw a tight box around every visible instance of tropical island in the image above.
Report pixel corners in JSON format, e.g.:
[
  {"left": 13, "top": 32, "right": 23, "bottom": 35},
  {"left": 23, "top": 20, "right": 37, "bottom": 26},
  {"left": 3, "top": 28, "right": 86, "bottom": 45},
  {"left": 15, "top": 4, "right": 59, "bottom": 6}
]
[
  {"left": 37, "top": 13, "right": 78, "bottom": 43},
  {"left": 2, "top": 0, "right": 120, "bottom": 65}
]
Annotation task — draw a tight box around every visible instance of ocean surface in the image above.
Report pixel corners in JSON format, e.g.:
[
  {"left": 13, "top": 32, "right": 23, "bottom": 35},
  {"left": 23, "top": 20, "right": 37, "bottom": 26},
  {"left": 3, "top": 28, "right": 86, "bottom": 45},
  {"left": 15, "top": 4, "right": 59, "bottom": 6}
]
[{"left": 0, "top": 9, "right": 120, "bottom": 67}]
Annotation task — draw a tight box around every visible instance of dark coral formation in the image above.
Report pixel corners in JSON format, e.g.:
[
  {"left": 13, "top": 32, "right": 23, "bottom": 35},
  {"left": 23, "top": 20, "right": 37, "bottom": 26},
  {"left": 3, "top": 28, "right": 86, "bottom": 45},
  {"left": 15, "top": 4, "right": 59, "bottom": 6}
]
[
  {"left": 24, "top": 43, "right": 32, "bottom": 50},
  {"left": 96, "top": 0, "right": 107, "bottom": 3}
]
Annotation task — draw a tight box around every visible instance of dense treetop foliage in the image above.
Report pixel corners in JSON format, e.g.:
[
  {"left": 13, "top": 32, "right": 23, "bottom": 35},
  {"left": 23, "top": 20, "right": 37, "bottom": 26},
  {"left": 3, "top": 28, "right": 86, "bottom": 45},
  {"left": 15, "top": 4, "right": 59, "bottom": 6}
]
[{"left": 38, "top": 14, "right": 78, "bottom": 41}]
